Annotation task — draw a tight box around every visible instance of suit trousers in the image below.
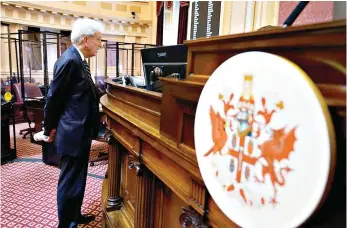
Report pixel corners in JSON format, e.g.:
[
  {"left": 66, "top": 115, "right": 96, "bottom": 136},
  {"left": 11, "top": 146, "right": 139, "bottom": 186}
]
[{"left": 57, "top": 142, "right": 91, "bottom": 228}]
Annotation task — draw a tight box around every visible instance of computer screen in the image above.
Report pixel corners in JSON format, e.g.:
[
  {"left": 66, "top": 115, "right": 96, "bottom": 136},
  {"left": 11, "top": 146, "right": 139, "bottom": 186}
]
[{"left": 141, "top": 45, "right": 188, "bottom": 92}]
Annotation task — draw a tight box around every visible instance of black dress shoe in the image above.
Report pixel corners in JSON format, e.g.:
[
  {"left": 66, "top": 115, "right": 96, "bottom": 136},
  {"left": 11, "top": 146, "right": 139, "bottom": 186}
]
[{"left": 77, "top": 214, "right": 95, "bottom": 224}]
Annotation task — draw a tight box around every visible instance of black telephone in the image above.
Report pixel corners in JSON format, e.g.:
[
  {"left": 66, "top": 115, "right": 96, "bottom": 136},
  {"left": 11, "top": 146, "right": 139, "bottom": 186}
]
[{"left": 112, "top": 76, "right": 137, "bottom": 87}]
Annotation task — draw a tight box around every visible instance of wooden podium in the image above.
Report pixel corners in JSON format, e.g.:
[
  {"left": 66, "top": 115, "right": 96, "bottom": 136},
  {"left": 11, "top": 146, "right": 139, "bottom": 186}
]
[{"left": 100, "top": 20, "right": 346, "bottom": 228}]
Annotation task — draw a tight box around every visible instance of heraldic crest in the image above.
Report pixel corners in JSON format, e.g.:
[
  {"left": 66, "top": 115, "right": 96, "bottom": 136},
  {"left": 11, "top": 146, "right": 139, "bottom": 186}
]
[
  {"left": 194, "top": 51, "right": 334, "bottom": 228},
  {"left": 205, "top": 74, "right": 296, "bottom": 206}
]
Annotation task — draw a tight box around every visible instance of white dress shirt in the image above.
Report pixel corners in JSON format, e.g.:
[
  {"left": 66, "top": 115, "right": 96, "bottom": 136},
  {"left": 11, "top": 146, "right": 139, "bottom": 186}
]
[{"left": 73, "top": 44, "right": 85, "bottom": 61}]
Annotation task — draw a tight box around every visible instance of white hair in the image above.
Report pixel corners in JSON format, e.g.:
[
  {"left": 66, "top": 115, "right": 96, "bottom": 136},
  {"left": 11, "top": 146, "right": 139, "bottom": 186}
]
[{"left": 70, "top": 18, "right": 105, "bottom": 44}]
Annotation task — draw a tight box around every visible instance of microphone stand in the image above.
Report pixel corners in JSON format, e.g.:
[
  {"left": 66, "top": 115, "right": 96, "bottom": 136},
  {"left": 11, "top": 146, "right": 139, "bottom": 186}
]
[{"left": 283, "top": 1, "right": 310, "bottom": 28}]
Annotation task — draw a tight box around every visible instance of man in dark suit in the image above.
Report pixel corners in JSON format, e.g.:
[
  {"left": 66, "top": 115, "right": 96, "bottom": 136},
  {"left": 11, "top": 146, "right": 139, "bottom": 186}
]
[{"left": 34, "top": 18, "right": 104, "bottom": 228}]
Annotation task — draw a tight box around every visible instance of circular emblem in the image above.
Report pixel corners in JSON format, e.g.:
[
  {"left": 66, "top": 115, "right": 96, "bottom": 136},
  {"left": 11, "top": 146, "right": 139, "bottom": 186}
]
[
  {"left": 194, "top": 52, "right": 335, "bottom": 228},
  {"left": 4, "top": 92, "right": 13, "bottom": 102}
]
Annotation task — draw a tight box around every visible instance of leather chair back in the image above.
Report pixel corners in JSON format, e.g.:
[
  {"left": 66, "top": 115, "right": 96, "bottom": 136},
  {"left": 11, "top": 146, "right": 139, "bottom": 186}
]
[
  {"left": 13, "top": 83, "right": 23, "bottom": 103},
  {"left": 12, "top": 83, "right": 42, "bottom": 121},
  {"left": 13, "top": 82, "right": 43, "bottom": 101},
  {"left": 24, "top": 83, "right": 42, "bottom": 98},
  {"left": 12, "top": 83, "right": 24, "bottom": 119}
]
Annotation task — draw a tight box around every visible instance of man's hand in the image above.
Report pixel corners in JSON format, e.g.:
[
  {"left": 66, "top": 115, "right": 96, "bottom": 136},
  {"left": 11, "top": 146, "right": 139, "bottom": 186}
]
[
  {"left": 33, "top": 129, "right": 56, "bottom": 142},
  {"left": 46, "top": 129, "right": 56, "bottom": 142}
]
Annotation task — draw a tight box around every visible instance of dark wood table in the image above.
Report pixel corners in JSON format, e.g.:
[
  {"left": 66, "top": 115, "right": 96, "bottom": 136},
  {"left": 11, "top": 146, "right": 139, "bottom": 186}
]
[{"left": 1, "top": 101, "right": 17, "bottom": 164}]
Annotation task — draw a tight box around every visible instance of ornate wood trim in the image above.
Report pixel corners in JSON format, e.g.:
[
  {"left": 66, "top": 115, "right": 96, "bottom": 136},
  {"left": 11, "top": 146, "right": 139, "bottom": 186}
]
[
  {"left": 189, "top": 178, "right": 206, "bottom": 211},
  {"left": 106, "top": 136, "right": 123, "bottom": 211},
  {"left": 134, "top": 168, "right": 155, "bottom": 228},
  {"left": 179, "top": 207, "right": 209, "bottom": 228},
  {"left": 128, "top": 137, "right": 144, "bottom": 176},
  {"left": 128, "top": 154, "right": 143, "bottom": 176}
]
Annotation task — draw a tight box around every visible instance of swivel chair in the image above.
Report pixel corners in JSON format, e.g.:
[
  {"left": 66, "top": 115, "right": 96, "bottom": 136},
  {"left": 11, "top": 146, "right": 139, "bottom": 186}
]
[{"left": 12, "top": 83, "right": 42, "bottom": 139}]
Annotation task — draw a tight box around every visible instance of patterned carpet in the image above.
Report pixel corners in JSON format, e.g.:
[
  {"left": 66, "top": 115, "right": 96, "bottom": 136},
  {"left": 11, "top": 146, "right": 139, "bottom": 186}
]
[{"left": 1, "top": 123, "right": 108, "bottom": 228}]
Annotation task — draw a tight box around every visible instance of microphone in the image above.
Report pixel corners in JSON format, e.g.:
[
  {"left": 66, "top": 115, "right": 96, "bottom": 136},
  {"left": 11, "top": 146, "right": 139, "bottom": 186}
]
[{"left": 283, "top": 1, "right": 309, "bottom": 28}]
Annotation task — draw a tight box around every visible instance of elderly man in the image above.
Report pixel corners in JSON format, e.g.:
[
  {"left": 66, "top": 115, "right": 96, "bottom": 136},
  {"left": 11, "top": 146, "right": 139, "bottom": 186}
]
[{"left": 34, "top": 18, "right": 104, "bottom": 227}]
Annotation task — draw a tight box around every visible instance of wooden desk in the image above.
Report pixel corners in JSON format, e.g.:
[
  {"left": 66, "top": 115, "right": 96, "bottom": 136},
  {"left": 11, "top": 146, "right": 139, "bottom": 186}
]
[{"left": 101, "top": 20, "right": 346, "bottom": 228}]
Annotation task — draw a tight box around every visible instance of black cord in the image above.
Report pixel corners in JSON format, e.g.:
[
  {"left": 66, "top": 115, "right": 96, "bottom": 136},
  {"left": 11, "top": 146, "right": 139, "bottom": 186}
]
[{"left": 283, "top": 1, "right": 309, "bottom": 28}]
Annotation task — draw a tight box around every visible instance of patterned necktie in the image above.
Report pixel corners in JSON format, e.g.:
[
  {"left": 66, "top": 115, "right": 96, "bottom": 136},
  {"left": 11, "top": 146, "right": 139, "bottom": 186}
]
[{"left": 82, "top": 60, "right": 98, "bottom": 100}]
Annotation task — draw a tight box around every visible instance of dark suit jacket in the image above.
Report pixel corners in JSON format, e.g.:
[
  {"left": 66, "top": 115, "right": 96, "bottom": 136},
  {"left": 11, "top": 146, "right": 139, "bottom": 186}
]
[{"left": 44, "top": 45, "right": 100, "bottom": 157}]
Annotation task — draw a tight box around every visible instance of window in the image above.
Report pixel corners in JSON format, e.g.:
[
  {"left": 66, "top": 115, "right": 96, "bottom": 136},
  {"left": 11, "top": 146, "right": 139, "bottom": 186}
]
[
  {"left": 60, "top": 30, "right": 71, "bottom": 55},
  {"left": 27, "top": 26, "right": 42, "bottom": 70},
  {"left": 163, "top": 1, "right": 180, "bottom": 46}
]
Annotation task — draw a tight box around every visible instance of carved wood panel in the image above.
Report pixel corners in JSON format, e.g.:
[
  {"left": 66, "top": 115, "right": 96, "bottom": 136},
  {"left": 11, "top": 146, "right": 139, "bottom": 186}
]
[
  {"left": 160, "top": 184, "right": 188, "bottom": 228},
  {"left": 107, "top": 83, "right": 162, "bottom": 131},
  {"left": 160, "top": 81, "right": 203, "bottom": 163},
  {"left": 121, "top": 151, "right": 137, "bottom": 224},
  {"left": 108, "top": 84, "right": 162, "bottom": 114},
  {"left": 180, "top": 113, "right": 195, "bottom": 149},
  {"left": 189, "top": 178, "right": 206, "bottom": 210},
  {"left": 153, "top": 180, "right": 165, "bottom": 228},
  {"left": 113, "top": 120, "right": 141, "bottom": 155},
  {"left": 177, "top": 98, "right": 197, "bottom": 150},
  {"left": 160, "top": 85, "right": 181, "bottom": 140},
  {"left": 141, "top": 141, "right": 192, "bottom": 200},
  {"left": 134, "top": 168, "right": 155, "bottom": 228}
]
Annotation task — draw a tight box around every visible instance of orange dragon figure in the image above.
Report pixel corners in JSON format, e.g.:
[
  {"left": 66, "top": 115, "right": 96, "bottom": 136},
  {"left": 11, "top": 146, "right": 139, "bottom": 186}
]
[
  {"left": 256, "top": 127, "right": 297, "bottom": 204},
  {"left": 204, "top": 106, "right": 228, "bottom": 157}
]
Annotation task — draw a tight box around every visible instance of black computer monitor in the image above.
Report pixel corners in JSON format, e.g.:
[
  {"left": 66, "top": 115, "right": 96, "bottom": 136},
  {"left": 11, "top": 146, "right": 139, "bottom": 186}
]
[{"left": 141, "top": 45, "right": 188, "bottom": 92}]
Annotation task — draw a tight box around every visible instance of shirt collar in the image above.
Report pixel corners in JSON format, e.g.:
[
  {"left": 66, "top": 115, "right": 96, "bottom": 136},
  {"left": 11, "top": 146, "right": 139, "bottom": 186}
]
[{"left": 73, "top": 44, "right": 85, "bottom": 61}]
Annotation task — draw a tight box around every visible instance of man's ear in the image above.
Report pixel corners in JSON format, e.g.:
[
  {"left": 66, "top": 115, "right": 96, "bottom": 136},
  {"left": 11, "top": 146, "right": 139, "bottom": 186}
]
[{"left": 83, "top": 36, "right": 88, "bottom": 46}]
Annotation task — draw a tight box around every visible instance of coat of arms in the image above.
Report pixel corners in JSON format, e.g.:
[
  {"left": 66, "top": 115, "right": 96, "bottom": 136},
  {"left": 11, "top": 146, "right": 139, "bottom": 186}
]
[
  {"left": 194, "top": 52, "right": 334, "bottom": 228},
  {"left": 205, "top": 75, "right": 296, "bottom": 206}
]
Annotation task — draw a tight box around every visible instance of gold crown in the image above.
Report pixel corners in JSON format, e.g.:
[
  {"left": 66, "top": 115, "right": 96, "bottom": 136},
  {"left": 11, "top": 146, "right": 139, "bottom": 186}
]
[{"left": 244, "top": 75, "right": 253, "bottom": 81}]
